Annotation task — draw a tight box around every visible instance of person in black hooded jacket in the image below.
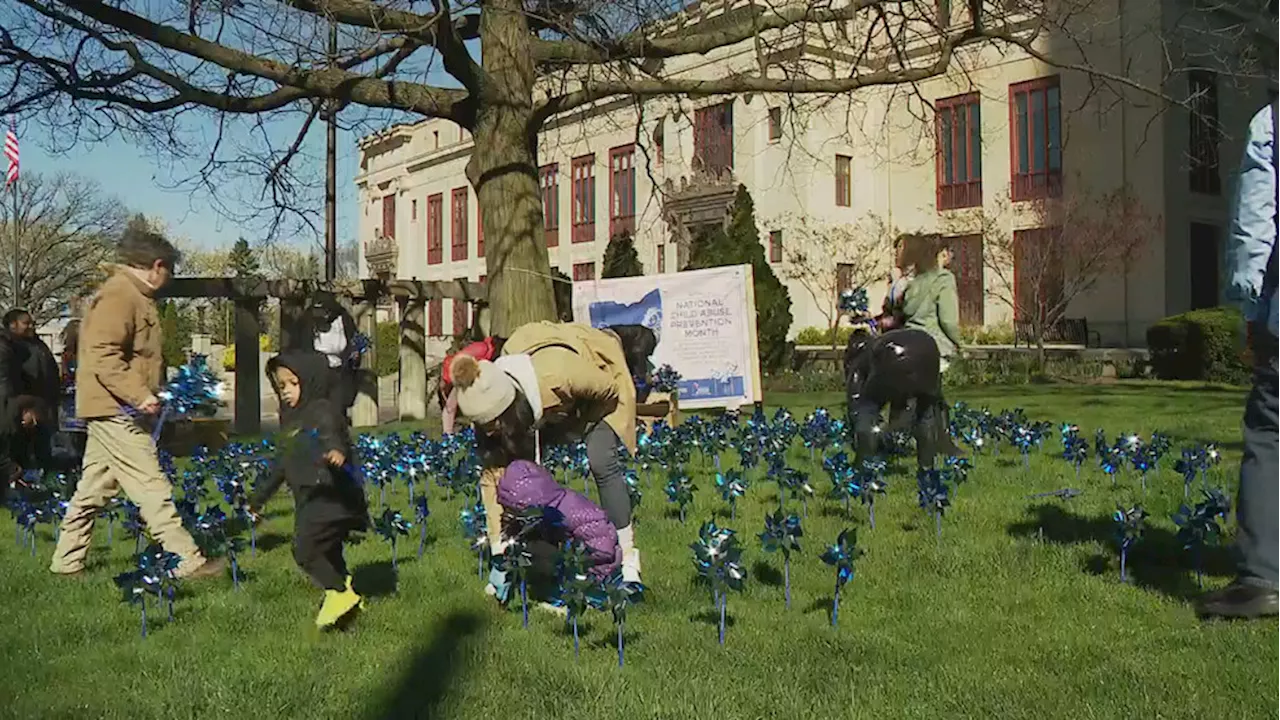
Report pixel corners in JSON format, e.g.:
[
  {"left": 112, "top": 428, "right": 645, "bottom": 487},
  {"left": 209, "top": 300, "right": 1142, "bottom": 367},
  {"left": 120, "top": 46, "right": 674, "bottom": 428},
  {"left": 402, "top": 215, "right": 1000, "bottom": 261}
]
[{"left": 250, "top": 349, "right": 370, "bottom": 629}]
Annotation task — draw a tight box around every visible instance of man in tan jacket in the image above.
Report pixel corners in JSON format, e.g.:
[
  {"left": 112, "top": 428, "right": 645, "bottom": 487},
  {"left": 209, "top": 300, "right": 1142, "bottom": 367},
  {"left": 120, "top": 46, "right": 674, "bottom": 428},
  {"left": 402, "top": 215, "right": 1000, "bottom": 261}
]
[{"left": 49, "top": 229, "right": 225, "bottom": 579}]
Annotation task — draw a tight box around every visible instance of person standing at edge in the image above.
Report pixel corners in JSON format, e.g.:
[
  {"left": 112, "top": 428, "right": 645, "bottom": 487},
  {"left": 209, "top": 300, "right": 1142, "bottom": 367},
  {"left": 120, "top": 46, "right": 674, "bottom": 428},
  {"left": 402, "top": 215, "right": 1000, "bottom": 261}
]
[
  {"left": 1197, "top": 102, "right": 1279, "bottom": 619},
  {"left": 48, "top": 228, "right": 226, "bottom": 580},
  {"left": 4, "top": 308, "right": 62, "bottom": 471}
]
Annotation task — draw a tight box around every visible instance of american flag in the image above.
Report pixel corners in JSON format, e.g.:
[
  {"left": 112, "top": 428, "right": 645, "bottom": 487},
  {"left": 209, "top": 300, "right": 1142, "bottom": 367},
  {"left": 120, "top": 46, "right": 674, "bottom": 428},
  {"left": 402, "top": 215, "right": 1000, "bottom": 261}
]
[{"left": 4, "top": 121, "right": 18, "bottom": 187}]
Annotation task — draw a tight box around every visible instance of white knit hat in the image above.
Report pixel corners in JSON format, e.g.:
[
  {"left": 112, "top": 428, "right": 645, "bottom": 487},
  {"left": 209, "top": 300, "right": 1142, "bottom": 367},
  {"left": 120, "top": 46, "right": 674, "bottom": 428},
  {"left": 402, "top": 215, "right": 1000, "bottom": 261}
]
[{"left": 452, "top": 355, "right": 516, "bottom": 424}]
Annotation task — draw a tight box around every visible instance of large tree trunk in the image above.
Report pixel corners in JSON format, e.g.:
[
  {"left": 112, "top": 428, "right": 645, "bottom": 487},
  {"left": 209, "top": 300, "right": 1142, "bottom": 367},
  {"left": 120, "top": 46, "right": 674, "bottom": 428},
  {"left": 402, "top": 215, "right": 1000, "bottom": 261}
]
[{"left": 466, "top": 0, "right": 556, "bottom": 337}]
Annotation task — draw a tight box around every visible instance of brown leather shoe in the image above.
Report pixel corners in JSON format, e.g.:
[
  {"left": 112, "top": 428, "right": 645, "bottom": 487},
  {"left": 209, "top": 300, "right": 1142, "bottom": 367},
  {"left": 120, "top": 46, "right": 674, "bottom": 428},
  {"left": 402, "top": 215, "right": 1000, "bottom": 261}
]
[
  {"left": 1195, "top": 582, "right": 1279, "bottom": 619},
  {"left": 182, "top": 557, "right": 228, "bottom": 580}
]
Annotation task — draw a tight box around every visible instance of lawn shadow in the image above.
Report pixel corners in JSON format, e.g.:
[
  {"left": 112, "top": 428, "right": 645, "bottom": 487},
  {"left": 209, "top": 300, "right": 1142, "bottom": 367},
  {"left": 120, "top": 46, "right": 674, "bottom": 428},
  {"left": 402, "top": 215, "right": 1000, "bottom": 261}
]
[
  {"left": 352, "top": 560, "right": 403, "bottom": 598},
  {"left": 593, "top": 626, "right": 641, "bottom": 651},
  {"left": 688, "top": 608, "right": 737, "bottom": 629},
  {"left": 804, "top": 596, "right": 834, "bottom": 623},
  {"left": 360, "top": 611, "right": 485, "bottom": 720},
  {"left": 254, "top": 532, "right": 290, "bottom": 553},
  {"left": 1007, "top": 503, "right": 1236, "bottom": 601},
  {"left": 752, "top": 560, "right": 784, "bottom": 587}
]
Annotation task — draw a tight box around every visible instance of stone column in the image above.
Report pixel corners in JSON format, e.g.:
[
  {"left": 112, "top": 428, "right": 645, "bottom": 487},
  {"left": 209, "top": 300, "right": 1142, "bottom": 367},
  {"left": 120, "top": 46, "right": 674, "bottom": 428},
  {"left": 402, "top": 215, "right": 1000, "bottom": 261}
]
[
  {"left": 350, "top": 295, "right": 380, "bottom": 427},
  {"left": 398, "top": 296, "right": 427, "bottom": 420},
  {"left": 233, "top": 297, "right": 262, "bottom": 435}
]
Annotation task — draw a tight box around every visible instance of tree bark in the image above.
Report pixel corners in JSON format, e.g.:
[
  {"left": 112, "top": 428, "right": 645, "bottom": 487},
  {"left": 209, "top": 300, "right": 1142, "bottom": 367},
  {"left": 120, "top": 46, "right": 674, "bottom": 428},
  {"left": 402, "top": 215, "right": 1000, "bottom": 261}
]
[{"left": 466, "top": 0, "right": 555, "bottom": 337}]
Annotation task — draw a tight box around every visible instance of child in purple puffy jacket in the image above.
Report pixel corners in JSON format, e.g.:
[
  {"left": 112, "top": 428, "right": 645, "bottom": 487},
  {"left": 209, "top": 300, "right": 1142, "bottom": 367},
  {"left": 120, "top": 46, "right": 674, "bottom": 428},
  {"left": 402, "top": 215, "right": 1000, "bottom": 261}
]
[{"left": 497, "top": 459, "right": 621, "bottom": 588}]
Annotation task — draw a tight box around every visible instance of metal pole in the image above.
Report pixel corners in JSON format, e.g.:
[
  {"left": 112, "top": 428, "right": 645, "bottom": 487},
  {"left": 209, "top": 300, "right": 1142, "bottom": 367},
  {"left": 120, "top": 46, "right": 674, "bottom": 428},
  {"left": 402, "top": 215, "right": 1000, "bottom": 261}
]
[
  {"left": 11, "top": 179, "right": 19, "bottom": 310},
  {"left": 325, "top": 21, "right": 338, "bottom": 282}
]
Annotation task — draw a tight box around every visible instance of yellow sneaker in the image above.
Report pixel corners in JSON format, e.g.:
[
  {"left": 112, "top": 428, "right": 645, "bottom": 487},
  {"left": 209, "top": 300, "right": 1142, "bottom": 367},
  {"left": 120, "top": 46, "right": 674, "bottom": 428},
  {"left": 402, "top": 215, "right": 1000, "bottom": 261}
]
[
  {"left": 315, "top": 587, "right": 362, "bottom": 628},
  {"left": 346, "top": 576, "right": 366, "bottom": 609}
]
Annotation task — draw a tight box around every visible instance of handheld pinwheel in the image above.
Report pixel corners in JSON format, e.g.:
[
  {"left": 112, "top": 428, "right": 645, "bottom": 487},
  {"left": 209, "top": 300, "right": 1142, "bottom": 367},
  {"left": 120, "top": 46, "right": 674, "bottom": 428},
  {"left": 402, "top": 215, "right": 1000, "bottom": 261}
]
[
  {"left": 147, "top": 354, "right": 224, "bottom": 442},
  {"left": 690, "top": 521, "right": 747, "bottom": 645},
  {"left": 651, "top": 364, "right": 682, "bottom": 395},
  {"left": 1113, "top": 505, "right": 1148, "bottom": 584},
  {"left": 819, "top": 529, "right": 862, "bottom": 627},
  {"left": 758, "top": 510, "right": 803, "bottom": 609}
]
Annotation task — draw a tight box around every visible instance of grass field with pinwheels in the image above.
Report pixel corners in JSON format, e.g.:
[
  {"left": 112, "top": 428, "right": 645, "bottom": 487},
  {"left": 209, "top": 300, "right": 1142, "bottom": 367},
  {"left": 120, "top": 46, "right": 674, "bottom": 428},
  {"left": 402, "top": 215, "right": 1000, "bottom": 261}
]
[{"left": 1, "top": 382, "right": 1275, "bottom": 720}]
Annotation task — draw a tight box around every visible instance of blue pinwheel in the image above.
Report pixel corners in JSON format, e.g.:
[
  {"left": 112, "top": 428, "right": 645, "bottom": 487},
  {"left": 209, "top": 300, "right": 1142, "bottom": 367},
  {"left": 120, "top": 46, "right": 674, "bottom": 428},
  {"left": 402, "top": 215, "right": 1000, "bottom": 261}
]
[
  {"left": 374, "top": 507, "right": 412, "bottom": 573},
  {"left": 1062, "top": 436, "right": 1088, "bottom": 480},
  {"left": 665, "top": 471, "right": 697, "bottom": 524},
  {"left": 690, "top": 521, "right": 747, "bottom": 645},
  {"left": 651, "top": 364, "right": 682, "bottom": 394},
  {"left": 414, "top": 494, "right": 431, "bottom": 558},
  {"left": 942, "top": 456, "right": 972, "bottom": 494},
  {"left": 1172, "top": 489, "right": 1232, "bottom": 588},
  {"left": 1113, "top": 505, "right": 1148, "bottom": 584},
  {"left": 715, "top": 469, "right": 749, "bottom": 521},
  {"left": 555, "top": 540, "right": 598, "bottom": 658},
  {"left": 594, "top": 569, "right": 645, "bottom": 667},
  {"left": 759, "top": 510, "right": 803, "bottom": 609},
  {"left": 460, "top": 502, "right": 488, "bottom": 580},
  {"left": 916, "top": 469, "right": 951, "bottom": 542},
  {"left": 819, "top": 529, "right": 862, "bottom": 627}
]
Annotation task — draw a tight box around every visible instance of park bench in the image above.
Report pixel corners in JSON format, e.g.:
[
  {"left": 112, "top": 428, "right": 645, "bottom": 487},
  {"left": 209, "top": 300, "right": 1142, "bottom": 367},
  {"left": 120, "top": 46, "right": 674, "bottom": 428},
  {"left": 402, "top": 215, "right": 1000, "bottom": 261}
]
[{"left": 1014, "top": 317, "right": 1101, "bottom": 347}]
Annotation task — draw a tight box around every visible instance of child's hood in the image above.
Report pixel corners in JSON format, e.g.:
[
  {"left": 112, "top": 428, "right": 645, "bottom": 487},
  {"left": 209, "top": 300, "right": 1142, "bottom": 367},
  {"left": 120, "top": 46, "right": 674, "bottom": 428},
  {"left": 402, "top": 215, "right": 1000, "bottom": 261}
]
[
  {"left": 498, "top": 459, "right": 563, "bottom": 508},
  {"left": 266, "top": 350, "right": 333, "bottom": 406}
]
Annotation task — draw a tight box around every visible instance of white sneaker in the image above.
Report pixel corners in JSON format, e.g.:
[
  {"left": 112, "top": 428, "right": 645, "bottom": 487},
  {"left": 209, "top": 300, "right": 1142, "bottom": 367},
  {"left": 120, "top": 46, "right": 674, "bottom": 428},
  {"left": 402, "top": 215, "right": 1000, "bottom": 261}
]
[
  {"left": 622, "top": 549, "right": 642, "bottom": 584},
  {"left": 536, "top": 602, "right": 568, "bottom": 617},
  {"left": 484, "top": 584, "right": 497, "bottom": 597}
]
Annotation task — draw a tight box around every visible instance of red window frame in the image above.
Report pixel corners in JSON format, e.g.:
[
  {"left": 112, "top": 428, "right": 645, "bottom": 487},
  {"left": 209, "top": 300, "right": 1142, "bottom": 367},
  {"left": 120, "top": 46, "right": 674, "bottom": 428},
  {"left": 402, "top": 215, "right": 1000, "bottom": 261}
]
[
  {"left": 428, "top": 297, "right": 443, "bottom": 336},
  {"left": 571, "top": 155, "right": 595, "bottom": 244},
  {"left": 936, "top": 92, "right": 983, "bottom": 210},
  {"left": 768, "top": 230, "right": 782, "bottom": 263},
  {"left": 944, "top": 234, "right": 985, "bottom": 325},
  {"left": 609, "top": 144, "right": 636, "bottom": 238},
  {"left": 653, "top": 120, "right": 665, "bottom": 165},
  {"left": 1009, "top": 76, "right": 1062, "bottom": 201},
  {"left": 452, "top": 292, "right": 469, "bottom": 337},
  {"left": 693, "top": 101, "right": 734, "bottom": 176},
  {"left": 451, "top": 187, "right": 468, "bottom": 262},
  {"left": 1188, "top": 70, "right": 1221, "bottom": 195},
  {"left": 541, "top": 163, "right": 560, "bottom": 248},
  {"left": 381, "top": 194, "right": 396, "bottom": 239},
  {"left": 657, "top": 244, "right": 666, "bottom": 273},
  {"left": 572, "top": 262, "right": 596, "bottom": 281},
  {"left": 768, "top": 107, "right": 782, "bottom": 142},
  {"left": 476, "top": 202, "right": 485, "bottom": 257},
  {"left": 426, "top": 193, "right": 443, "bottom": 265},
  {"left": 835, "top": 155, "right": 852, "bottom": 207}
]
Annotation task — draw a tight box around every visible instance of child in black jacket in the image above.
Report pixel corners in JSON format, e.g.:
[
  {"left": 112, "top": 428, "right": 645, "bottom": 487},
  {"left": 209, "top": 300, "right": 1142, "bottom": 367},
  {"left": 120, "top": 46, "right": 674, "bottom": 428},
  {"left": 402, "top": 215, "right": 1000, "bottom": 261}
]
[{"left": 251, "top": 350, "right": 370, "bottom": 629}]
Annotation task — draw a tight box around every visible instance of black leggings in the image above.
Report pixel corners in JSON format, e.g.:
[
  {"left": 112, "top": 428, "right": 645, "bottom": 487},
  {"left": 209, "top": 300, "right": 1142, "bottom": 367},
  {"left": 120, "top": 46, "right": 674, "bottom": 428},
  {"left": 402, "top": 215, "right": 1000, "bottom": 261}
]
[
  {"left": 851, "top": 396, "right": 943, "bottom": 470},
  {"left": 584, "top": 422, "right": 633, "bottom": 529},
  {"left": 293, "top": 491, "right": 363, "bottom": 591}
]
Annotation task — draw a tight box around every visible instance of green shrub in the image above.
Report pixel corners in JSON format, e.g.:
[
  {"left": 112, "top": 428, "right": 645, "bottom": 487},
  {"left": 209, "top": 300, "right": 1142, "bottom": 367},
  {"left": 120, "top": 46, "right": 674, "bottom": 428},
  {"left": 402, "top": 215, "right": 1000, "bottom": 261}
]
[
  {"left": 795, "top": 326, "right": 854, "bottom": 347},
  {"left": 763, "top": 367, "right": 845, "bottom": 393},
  {"left": 944, "top": 355, "right": 1104, "bottom": 386},
  {"left": 960, "top": 322, "right": 1016, "bottom": 345},
  {"left": 1146, "top": 306, "right": 1248, "bottom": 383},
  {"left": 375, "top": 320, "right": 400, "bottom": 377},
  {"left": 222, "top": 335, "right": 274, "bottom": 371}
]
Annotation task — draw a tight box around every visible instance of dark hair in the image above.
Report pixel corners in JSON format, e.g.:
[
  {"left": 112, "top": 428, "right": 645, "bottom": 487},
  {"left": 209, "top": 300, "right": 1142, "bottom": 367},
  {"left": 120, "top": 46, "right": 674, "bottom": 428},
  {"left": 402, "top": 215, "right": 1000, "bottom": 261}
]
[
  {"left": 608, "top": 324, "right": 657, "bottom": 378},
  {"left": 118, "top": 227, "right": 181, "bottom": 270},
  {"left": 3, "top": 308, "right": 30, "bottom": 327},
  {"left": 11, "top": 394, "right": 50, "bottom": 426},
  {"left": 899, "top": 232, "right": 945, "bottom": 273},
  {"left": 477, "top": 389, "right": 537, "bottom": 468}
]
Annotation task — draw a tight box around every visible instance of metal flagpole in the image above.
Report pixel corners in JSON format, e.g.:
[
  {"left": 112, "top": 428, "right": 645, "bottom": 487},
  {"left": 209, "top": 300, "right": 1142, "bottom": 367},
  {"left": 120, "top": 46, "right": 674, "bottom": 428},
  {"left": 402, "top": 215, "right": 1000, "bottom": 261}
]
[{"left": 10, "top": 180, "right": 17, "bottom": 310}]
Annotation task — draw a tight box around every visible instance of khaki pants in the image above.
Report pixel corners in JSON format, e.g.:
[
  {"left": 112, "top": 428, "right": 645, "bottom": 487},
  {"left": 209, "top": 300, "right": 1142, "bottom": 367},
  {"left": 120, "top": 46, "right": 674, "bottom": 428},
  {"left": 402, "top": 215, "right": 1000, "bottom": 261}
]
[{"left": 49, "top": 416, "right": 206, "bottom": 576}]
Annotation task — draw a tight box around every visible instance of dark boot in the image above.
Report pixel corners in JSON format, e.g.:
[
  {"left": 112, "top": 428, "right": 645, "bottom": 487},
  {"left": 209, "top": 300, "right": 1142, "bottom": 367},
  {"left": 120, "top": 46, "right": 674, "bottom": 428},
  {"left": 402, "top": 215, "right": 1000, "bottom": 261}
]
[{"left": 1195, "top": 581, "right": 1279, "bottom": 619}]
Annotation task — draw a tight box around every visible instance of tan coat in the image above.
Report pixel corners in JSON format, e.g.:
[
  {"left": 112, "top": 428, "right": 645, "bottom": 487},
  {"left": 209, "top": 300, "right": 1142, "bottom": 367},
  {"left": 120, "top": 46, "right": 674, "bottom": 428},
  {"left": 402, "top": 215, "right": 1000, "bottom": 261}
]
[
  {"left": 502, "top": 321, "right": 637, "bottom": 453},
  {"left": 76, "top": 268, "right": 164, "bottom": 419}
]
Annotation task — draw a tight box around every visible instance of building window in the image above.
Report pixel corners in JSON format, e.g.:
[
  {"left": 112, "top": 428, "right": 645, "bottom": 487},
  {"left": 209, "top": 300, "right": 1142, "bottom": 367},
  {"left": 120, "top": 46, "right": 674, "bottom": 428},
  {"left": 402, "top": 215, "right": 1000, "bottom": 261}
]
[
  {"left": 451, "top": 187, "right": 468, "bottom": 262},
  {"left": 657, "top": 244, "right": 666, "bottom": 273},
  {"left": 768, "top": 107, "right": 782, "bottom": 142},
  {"left": 426, "top": 193, "right": 443, "bottom": 265},
  {"left": 1188, "top": 71, "right": 1221, "bottom": 195},
  {"left": 653, "top": 120, "right": 665, "bottom": 165},
  {"left": 944, "top": 234, "right": 985, "bottom": 325},
  {"left": 411, "top": 199, "right": 417, "bottom": 221},
  {"left": 1009, "top": 76, "right": 1062, "bottom": 201},
  {"left": 768, "top": 230, "right": 783, "bottom": 263},
  {"left": 476, "top": 203, "right": 485, "bottom": 257},
  {"left": 936, "top": 93, "right": 983, "bottom": 210},
  {"left": 381, "top": 194, "right": 396, "bottom": 239},
  {"left": 835, "top": 155, "right": 852, "bottom": 207},
  {"left": 1189, "top": 223, "right": 1221, "bottom": 309},
  {"left": 428, "top": 297, "right": 443, "bottom": 336},
  {"left": 694, "top": 101, "right": 734, "bottom": 177},
  {"left": 836, "top": 263, "right": 853, "bottom": 294},
  {"left": 571, "top": 154, "right": 595, "bottom": 244},
  {"left": 573, "top": 262, "right": 596, "bottom": 281},
  {"left": 937, "top": 0, "right": 951, "bottom": 27},
  {"left": 452, "top": 294, "right": 469, "bottom": 337},
  {"left": 1012, "top": 227, "right": 1064, "bottom": 324},
  {"left": 433, "top": 130, "right": 439, "bottom": 149},
  {"left": 609, "top": 144, "right": 636, "bottom": 238},
  {"left": 541, "top": 163, "right": 559, "bottom": 248}
]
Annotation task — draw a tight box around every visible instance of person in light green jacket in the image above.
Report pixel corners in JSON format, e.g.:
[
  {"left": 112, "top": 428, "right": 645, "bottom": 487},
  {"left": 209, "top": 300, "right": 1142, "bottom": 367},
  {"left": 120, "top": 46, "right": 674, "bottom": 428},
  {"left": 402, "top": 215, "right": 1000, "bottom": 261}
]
[{"left": 900, "top": 233, "right": 964, "bottom": 370}]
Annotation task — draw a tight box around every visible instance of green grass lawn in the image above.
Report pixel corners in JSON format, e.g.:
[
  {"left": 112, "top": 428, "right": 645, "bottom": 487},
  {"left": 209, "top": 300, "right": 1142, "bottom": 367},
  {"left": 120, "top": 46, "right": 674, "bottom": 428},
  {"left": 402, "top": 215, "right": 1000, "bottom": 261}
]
[{"left": 1, "top": 382, "right": 1276, "bottom": 720}]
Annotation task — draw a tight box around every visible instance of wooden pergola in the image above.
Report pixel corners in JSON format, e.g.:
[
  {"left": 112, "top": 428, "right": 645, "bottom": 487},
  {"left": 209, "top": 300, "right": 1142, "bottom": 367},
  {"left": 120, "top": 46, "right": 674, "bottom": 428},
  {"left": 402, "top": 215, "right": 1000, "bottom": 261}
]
[{"left": 163, "top": 277, "right": 487, "bottom": 435}]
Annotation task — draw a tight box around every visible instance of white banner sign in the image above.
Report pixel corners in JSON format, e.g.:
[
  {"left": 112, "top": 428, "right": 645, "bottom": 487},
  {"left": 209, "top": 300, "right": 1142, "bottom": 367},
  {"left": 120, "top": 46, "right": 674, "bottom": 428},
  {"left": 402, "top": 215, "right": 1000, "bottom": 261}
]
[{"left": 572, "top": 264, "right": 762, "bottom": 409}]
